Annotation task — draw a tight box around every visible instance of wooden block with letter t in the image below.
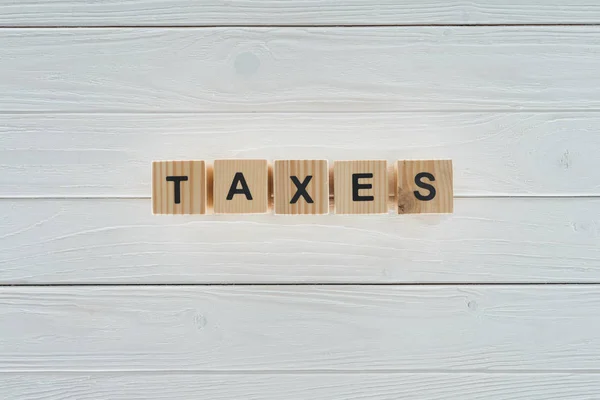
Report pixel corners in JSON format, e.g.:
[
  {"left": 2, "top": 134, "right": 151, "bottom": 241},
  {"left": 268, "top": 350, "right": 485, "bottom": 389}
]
[
  {"left": 396, "top": 160, "right": 453, "bottom": 214},
  {"left": 333, "top": 160, "right": 388, "bottom": 214},
  {"left": 213, "top": 159, "right": 269, "bottom": 214},
  {"left": 274, "top": 160, "right": 329, "bottom": 215},
  {"left": 152, "top": 160, "right": 207, "bottom": 214}
]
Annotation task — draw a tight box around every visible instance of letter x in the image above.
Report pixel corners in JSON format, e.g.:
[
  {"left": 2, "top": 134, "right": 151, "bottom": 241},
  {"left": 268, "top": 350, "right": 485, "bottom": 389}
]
[{"left": 290, "top": 176, "right": 314, "bottom": 204}]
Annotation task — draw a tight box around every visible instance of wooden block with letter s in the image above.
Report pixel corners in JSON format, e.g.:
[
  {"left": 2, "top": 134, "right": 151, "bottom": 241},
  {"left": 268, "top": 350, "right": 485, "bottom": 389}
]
[{"left": 396, "top": 160, "right": 453, "bottom": 214}]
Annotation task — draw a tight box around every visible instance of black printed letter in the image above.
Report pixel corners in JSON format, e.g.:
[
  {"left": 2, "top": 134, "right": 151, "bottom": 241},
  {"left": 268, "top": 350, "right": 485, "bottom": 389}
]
[
  {"left": 166, "top": 176, "right": 188, "bottom": 204},
  {"left": 414, "top": 172, "right": 436, "bottom": 201},
  {"left": 227, "top": 172, "right": 253, "bottom": 200},
  {"left": 352, "top": 173, "right": 374, "bottom": 201},
  {"left": 290, "top": 176, "right": 314, "bottom": 204}
]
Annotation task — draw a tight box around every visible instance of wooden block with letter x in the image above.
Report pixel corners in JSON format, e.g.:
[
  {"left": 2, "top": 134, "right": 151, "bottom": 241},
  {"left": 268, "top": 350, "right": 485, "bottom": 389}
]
[
  {"left": 152, "top": 160, "right": 207, "bottom": 214},
  {"left": 213, "top": 159, "right": 269, "bottom": 214},
  {"left": 333, "top": 160, "right": 388, "bottom": 214},
  {"left": 396, "top": 160, "right": 453, "bottom": 214},
  {"left": 274, "top": 160, "right": 329, "bottom": 215}
]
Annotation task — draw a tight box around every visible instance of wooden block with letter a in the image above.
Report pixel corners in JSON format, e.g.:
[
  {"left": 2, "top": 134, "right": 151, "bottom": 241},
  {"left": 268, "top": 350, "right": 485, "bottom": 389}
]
[
  {"left": 274, "top": 160, "right": 329, "bottom": 215},
  {"left": 152, "top": 160, "right": 207, "bottom": 214},
  {"left": 333, "top": 160, "right": 388, "bottom": 214},
  {"left": 396, "top": 160, "right": 453, "bottom": 214},
  {"left": 213, "top": 159, "right": 269, "bottom": 214}
]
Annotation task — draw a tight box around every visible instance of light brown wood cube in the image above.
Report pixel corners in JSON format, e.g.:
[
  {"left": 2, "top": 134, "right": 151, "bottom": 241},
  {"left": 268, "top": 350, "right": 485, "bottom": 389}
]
[
  {"left": 396, "top": 160, "right": 453, "bottom": 214},
  {"left": 152, "top": 160, "right": 207, "bottom": 215},
  {"left": 333, "top": 160, "right": 388, "bottom": 214},
  {"left": 213, "top": 159, "right": 269, "bottom": 214},
  {"left": 274, "top": 160, "right": 329, "bottom": 215}
]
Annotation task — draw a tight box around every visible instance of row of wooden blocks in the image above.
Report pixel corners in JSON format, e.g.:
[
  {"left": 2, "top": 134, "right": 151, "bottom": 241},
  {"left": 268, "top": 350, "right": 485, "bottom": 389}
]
[{"left": 152, "top": 159, "right": 453, "bottom": 215}]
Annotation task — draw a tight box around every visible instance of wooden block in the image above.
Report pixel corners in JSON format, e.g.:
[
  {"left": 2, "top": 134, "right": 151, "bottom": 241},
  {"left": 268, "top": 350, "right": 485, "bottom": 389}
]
[
  {"left": 152, "top": 160, "right": 207, "bottom": 215},
  {"left": 213, "top": 159, "right": 269, "bottom": 214},
  {"left": 396, "top": 160, "right": 453, "bottom": 214},
  {"left": 333, "top": 160, "right": 388, "bottom": 214},
  {"left": 274, "top": 160, "right": 329, "bottom": 215}
]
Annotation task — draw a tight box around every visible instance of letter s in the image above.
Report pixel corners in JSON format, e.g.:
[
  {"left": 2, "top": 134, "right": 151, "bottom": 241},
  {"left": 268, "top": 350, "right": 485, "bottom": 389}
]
[{"left": 414, "top": 172, "right": 436, "bottom": 201}]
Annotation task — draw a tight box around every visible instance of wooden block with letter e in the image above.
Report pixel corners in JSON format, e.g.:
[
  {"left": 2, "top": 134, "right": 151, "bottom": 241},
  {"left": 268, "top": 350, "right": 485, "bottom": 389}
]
[
  {"left": 213, "top": 159, "right": 269, "bottom": 214},
  {"left": 152, "top": 160, "right": 207, "bottom": 215},
  {"left": 333, "top": 160, "right": 388, "bottom": 214},
  {"left": 274, "top": 160, "right": 329, "bottom": 215},
  {"left": 396, "top": 160, "right": 453, "bottom": 214}
]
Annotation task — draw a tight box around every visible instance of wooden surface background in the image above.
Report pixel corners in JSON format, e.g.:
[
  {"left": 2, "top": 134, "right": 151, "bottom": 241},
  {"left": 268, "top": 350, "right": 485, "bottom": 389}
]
[{"left": 1, "top": 1, "right": 600, "bottom": 399}]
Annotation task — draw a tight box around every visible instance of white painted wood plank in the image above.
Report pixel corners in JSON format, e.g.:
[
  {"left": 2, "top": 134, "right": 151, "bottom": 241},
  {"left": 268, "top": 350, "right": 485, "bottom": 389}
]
[
  {"left": 2, "top": 27, "right": 600, "bottom": 112},
  {"left": 3, "top": 372, "right": 600, "bottom": 399},
  {"left": 2, "top": 113, "right": 599, "bottom": 197},
  {"left": 1, "top": 285, "right": 600, "bottom": 371},
  {"left": 1, "top": 198, "right": 599, "bottom": 284},
  {"left": 2, "top": 1, "right": 600, "bottom": 26}
]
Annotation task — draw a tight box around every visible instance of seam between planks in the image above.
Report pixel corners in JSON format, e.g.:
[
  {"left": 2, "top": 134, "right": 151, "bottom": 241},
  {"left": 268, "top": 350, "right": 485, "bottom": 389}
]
[
  {"left": 2, "top": 283, "right": 600, "bottom": 287},
  {"left": 1, "top": 195, "right": 599, "bottom": 200},
  {"left": 2, "top": 24, "right": 600, "bottom": 28},
  {"left": 5, "top": 110, "right": 600, "bottom": 115},
  {"left": 3, "top": 369, "right": 600, "bottom": 374}
]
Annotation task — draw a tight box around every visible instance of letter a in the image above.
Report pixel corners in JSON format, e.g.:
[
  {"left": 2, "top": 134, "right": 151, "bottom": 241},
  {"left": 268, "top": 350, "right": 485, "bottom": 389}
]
[{"left": 227, "top": 172, "right": 253, "bottom": 200}]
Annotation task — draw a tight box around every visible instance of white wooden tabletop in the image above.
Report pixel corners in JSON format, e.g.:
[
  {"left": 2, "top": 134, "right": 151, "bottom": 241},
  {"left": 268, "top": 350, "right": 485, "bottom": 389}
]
[{"left": 1, "top": 1, "right": 599, "bottom": 399}]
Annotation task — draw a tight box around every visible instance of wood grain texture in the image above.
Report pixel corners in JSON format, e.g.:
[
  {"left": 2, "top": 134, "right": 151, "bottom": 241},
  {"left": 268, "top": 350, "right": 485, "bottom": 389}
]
[
  {"left": 213, "top": 159, "right": 269, "bottom": 214},
  {"left": 334, "top": 160, "right": 388, "bottom": 214},
  {"left": 274, "top": 160, "right": 329, "bottom": 215},
  {"left": 1, "top": 198, "right": 599, "bottom": 284},
  {"left": 152, "top": 160, "right": 207, "bottom": 215},
  {"left": 397, "top": 160, "right": 453, "bottom": 214},
  {"left": 2, "top": 27, "right": 600, "bottom": 112},
  {"left": 3, "top": 113, "right": 598, "bottom": 197},
  {"left": 2, "top": 1, "right": 600, "bottom": 26},
  {"left": 2, "top": 285, "right": 600, "bottom": 371},
  {"left": 3, "top": 373, "right": 600, "bottom": 399},
  {"left": 2, "top": 4, "right": 598, "bottom": 397}
]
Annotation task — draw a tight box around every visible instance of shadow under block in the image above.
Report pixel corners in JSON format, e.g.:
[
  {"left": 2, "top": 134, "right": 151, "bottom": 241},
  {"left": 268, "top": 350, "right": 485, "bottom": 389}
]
[
  {"left": 333, "top": 160, "right": 388, "bottom": 214},
  {"left": 397, "top": 160, "right": 453, "bottom": 214},
  {"left": 213, "top": 159, "right": 269, "bottom": 214},
  {"left": 274, "top": 160, "right": 329, "bottom": 215},
  {"left": 152, "top": 160, "right": 207, "bottom": 215}
]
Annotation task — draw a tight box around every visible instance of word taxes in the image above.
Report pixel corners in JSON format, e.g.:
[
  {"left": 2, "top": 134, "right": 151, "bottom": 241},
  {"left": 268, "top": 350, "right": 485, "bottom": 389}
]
[{"left": 152, "top": 159, "right": 453, "bottom": 215}]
